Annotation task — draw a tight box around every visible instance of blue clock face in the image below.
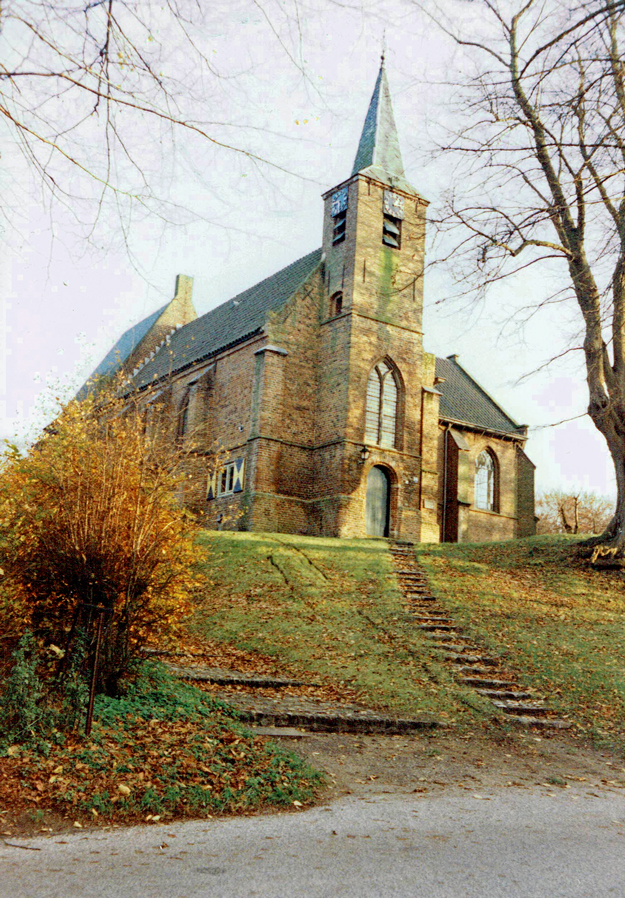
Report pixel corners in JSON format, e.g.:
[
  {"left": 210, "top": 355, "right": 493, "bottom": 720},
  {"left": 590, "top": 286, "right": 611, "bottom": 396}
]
[
  {"left": 383, "top": 190, "right": 405, "bottom": 220},
  {"left": 331, "top": 187, "right": 348, "bottom": 217}
]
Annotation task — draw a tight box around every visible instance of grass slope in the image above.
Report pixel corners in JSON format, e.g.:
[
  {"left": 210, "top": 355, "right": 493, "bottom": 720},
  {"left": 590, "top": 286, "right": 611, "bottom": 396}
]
[
  {"left": 192, "top": 531, "right": 496, "bottom": 727},
  {"left": 419, "top": 535, "right": 625, "bottom": 750}
]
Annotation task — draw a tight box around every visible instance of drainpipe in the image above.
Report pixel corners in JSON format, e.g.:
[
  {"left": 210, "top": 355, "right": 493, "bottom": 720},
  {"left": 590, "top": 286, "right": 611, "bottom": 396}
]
[
  {"left": 418, "top": 388, "right": 425, "bottom": 512},
  {"left": 441, "top": 424, "right": 451, "bottom": 542}
]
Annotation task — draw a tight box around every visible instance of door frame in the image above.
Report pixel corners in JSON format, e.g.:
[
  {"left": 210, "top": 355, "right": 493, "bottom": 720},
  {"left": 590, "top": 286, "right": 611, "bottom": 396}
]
[{"left": 365, "top": 464, "right": 396, "bottom": 537}]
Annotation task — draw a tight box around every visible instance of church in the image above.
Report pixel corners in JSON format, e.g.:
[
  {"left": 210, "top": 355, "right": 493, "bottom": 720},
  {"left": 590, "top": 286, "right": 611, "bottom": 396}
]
[{"left": 87, "top": 60, "right": 536, "bottom": 544}]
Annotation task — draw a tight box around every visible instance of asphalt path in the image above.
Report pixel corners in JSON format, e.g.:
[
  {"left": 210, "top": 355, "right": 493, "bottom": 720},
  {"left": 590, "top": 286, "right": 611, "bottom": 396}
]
[{"left": 2, "top": 786, "right": 625, "bottom": 897}]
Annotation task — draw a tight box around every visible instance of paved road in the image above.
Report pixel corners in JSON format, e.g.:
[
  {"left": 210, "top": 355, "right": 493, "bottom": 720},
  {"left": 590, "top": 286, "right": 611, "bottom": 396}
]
[{"left": 2, "top": 787, "right": 624, "bottom": 897}]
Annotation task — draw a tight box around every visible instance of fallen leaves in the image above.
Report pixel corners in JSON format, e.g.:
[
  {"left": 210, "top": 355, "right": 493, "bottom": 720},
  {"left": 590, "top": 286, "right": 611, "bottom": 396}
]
[{"left": 0, "top": 670, "right": 322, "bottom": 836}]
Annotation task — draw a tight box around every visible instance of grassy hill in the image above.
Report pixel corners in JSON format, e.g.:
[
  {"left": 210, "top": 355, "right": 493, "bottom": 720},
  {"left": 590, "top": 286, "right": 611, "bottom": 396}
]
[
  {"left": 420, "top": 536, "right": 625, "bottom": 749},
  {"left": 192, "top": 532, "right": 625, "bottom": 750}
]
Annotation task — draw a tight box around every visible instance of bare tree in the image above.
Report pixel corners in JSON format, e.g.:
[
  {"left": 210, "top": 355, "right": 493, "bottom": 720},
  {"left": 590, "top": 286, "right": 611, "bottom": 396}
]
[
  {"left": 420, "top": 0, "right": 625, "bottom": 554},
  {"left": 0, "top": 1, "right": 307, "bottom": 243},
  {"left": 537, "top": 490, "right": 613, "bottom": 534}
]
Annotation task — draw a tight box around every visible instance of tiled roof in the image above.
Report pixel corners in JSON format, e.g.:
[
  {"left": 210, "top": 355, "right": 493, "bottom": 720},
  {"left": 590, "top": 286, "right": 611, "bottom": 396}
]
[
  {"left": 351, "top": 60, "right": 417, "bottom": 196},
  {"left": 133, "top": 248, "right": 323, "bottom": 389},
  {"left": 77, "top": 303, "right": 168, "bottom": 399},
  {"left": 435, "top": 356, "right": 526, "bottom": 438}
]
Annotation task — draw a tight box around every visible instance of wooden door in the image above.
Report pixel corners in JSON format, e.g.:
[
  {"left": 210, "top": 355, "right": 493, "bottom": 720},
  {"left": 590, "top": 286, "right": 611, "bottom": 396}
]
[{"left": 366, "top": 466, "right": 390, "bottom": 537}]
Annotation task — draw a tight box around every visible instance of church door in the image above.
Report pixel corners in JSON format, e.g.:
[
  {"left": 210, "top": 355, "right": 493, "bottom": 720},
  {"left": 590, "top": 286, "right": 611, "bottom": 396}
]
[{"left": 366, "top": 466, "right": 390, "bottom": 537}]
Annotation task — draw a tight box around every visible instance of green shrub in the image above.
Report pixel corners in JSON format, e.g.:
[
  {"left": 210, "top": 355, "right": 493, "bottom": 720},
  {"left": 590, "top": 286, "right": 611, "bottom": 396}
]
[{"left": 0, "top": 631, "right": 50, "bottom": 744}]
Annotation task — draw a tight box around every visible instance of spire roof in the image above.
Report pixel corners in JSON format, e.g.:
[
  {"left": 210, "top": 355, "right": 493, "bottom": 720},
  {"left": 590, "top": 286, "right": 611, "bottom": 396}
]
[{"left": 351, "top": 59, "right": 417, "bottom": 195}]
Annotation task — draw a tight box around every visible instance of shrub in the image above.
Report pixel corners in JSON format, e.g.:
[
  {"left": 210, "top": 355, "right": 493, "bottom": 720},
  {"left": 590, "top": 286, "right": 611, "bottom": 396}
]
[
  {"left": 0, "top": 631, "right": 49, "bottom": 743},
  {"left": 0, "top": 379, "right": 205, "bottom": 695}
]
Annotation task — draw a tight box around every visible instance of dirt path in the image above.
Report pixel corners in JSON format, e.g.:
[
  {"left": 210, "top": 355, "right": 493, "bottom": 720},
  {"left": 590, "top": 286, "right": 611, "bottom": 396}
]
[{"left": 268, "top": 727, "right": 625, "bottom": 802}]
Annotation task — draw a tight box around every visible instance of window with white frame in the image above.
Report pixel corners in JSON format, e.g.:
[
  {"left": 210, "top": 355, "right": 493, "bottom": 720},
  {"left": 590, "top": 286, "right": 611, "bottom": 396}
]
[{"left": 218, "top": 462, "right": 237, "bottom": 496}]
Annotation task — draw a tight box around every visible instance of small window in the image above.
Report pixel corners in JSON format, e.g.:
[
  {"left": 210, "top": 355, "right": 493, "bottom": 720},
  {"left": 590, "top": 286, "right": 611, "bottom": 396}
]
[
  {"left": 475, "top": 450, "right": 497, "bottom": 511},
  {"left": 330, "top": 291, "right": 343, "bottom": 317},
  {"left": 383, "top": 213, "right": 402, "bottom": 249},
  {"left": 332, "top": 210, "right": 347, "bottom": 245},
  {"left": 212, "top": 458, "right": 246, "bottom": 498}
]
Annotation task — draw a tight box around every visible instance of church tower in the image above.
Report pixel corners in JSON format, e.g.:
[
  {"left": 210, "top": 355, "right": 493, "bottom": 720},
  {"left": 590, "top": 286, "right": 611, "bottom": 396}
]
[{"left": 312, "top": 58, "right": 441, "bottom": 541}]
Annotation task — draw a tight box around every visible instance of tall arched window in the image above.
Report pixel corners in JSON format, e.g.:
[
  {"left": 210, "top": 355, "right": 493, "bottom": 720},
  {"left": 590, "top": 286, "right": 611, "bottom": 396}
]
[
  {"left": 365, "top": 360, "right": 399, "bottom": 448},
  {"left": 177, "top": 384, "right": 199, "bottom": 444},
  {"left": 474, "top": 450, "right": 498, "bottom": 511},
  {"left": 177, "top": 390, "right": 191, "bottom": 444}
]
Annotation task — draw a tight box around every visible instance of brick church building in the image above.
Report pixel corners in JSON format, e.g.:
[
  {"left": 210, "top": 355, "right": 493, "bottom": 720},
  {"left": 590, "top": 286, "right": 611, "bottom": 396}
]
[{"left": 87, "top": 60, "right": 536, "bottom": 543}]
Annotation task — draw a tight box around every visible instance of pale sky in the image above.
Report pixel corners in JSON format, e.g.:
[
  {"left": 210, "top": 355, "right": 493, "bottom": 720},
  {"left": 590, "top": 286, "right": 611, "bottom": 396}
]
[{"left": 0, "top": 0, "right": 615, "bottom": 498}]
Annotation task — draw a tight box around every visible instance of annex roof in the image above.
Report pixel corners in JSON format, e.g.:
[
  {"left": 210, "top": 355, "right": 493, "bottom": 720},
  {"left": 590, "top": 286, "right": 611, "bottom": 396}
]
[
  {"left": 435, "top": 355, "right": 527, "bottom": 438},
  {"left": 133, "top": 247, "right": 323, "bottom": 389},
  {"left": 351, "top": 59, "right": 418, "bottom": 196}
]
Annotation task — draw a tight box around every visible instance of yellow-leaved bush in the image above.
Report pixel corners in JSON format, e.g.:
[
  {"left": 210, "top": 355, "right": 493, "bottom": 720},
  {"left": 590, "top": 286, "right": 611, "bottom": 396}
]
[{"left": 0, "top": 380, "right": 206, "bottom": 694}]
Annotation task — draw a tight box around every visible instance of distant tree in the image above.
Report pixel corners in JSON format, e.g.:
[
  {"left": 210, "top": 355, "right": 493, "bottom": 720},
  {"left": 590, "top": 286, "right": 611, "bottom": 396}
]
[
  {"left": 422, "top": 0, "right": 625, "bottom": 554},
  {"left": 536, "top": 491, "right": 614, "bottom": 535},
  {"left": 0, "top": 378, "right": 208, "bottom": 695}
]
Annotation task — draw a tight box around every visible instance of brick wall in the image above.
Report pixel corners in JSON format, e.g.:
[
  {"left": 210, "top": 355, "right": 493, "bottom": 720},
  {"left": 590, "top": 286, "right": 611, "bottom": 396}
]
[{"left": 516, "top": 446, "right": 537, "bottom": 537}]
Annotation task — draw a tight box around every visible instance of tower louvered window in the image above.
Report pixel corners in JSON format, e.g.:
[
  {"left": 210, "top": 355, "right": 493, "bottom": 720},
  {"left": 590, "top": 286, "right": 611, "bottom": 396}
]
[
  {"left": 382, "top": 213, "right": 402, "bottom": 249},
  {"left": 365, "top": 361, "right": 399, "bottom": 448},
  {"left": 333, "top": 210, "right": 347, "bottom": 245},
  {"left": 331, "top": 186, "right": 348, "bottom": 245}
]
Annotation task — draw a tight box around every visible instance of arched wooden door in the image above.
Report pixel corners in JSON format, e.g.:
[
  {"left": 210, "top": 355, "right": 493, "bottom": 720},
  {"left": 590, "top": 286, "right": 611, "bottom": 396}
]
[{"left": 366, "top": 466, "right": 391, "bottom": 537}]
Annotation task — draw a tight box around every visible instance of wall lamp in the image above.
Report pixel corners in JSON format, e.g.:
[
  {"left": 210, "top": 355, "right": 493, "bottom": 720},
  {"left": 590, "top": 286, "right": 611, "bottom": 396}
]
[{"left": 360, "top": 446, "right": 371, "bottom": 463}]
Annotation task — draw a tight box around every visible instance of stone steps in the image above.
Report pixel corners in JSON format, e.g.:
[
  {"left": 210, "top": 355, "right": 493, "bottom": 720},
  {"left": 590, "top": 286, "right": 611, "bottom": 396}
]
[
  {"left": 476, "top": 688, "right": 534, "bottom": 701},
  {"left": 167, "top": 665, "right": 311, "bottom": 688},
  {"left": 459, "top": 676, "right": 517, "bottom": 688},
  {"left": 231, "top": 708, "right": 440, "bottom": 735},
  {"left": 417, "top": 622, "right": 457, "bottom": 632},
  {"left": 167, "top": 666, "right": 442, "bottom": 735},
  {"left": 447, "top": 653, "right": 499, "bottom": 666},
  {"left": 390, "top": 543, "right": 572, "bottom": 730},
  {"left": 491, "top": 699, "right": 551, "bottom": 716}
]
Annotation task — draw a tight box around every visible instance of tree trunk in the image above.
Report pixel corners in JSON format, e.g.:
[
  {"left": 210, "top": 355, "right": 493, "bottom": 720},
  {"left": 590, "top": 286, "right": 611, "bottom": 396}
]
[
  {"left": 589, "top": 407, "right": 625, "bottom": 553},
  {"left": 559, "top": 502, "right": 573, "bottom": 533}
]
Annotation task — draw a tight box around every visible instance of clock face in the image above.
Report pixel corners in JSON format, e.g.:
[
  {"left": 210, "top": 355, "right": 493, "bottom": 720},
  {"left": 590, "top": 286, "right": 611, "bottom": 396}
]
[
  {"left": 383, "top": 190, "right": 405, "bottom": 220},
  {"left": 331, "top": 187, "right": 348, "bottom": 217}
]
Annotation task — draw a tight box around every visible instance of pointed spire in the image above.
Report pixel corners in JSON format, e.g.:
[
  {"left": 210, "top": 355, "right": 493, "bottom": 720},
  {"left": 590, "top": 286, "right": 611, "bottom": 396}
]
[{"left": 351, "top": 58, "right": 416, "bottom": 195}]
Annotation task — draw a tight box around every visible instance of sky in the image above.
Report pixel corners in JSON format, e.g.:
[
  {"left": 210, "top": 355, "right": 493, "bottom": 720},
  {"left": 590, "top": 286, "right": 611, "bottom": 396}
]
[{"left": 0, "top": 0, "right": 615, "bottom": 499}]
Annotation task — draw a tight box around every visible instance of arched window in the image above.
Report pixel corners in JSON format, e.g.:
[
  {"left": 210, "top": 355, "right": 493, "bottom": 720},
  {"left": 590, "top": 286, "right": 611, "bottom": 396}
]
[
  {"left": 177, "top": 386, "right": 195, "bottom": 444},
  {"left": 365, "top": 360, "right": 399, "bottom": 448},
  {"left": 474, "top": 450, "right": 498, "bottom": 511}
]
